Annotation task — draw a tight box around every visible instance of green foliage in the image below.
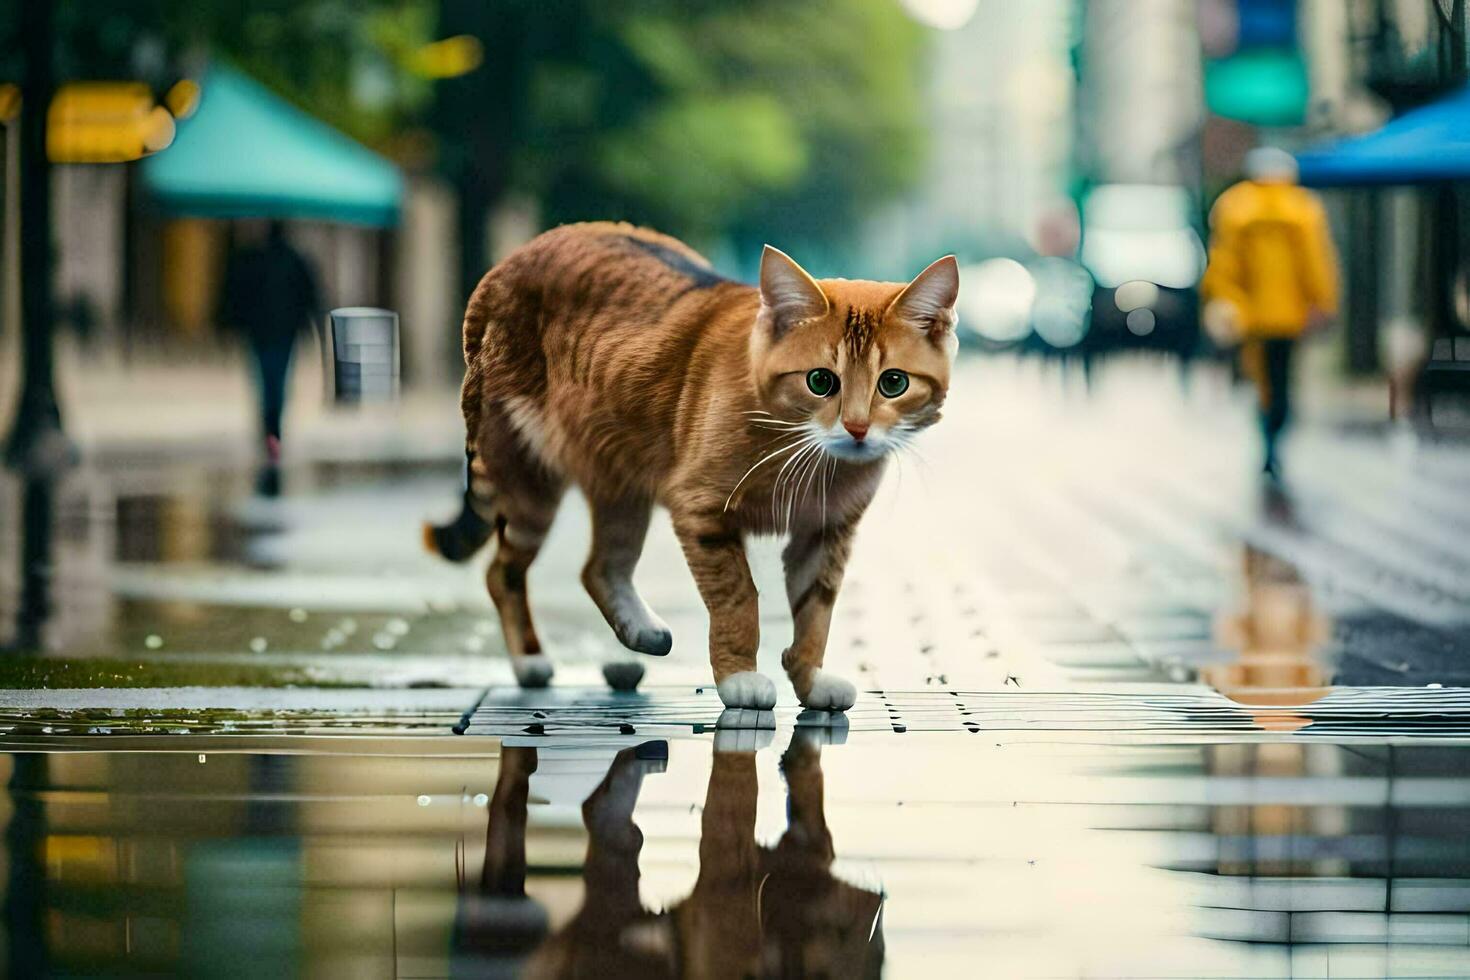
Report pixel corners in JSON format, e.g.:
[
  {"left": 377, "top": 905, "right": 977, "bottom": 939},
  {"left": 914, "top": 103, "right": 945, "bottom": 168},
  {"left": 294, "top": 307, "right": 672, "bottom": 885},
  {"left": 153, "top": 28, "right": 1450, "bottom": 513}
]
[
  {"left": 215, "top": 0, "right": 438, "bottom": 146},
  {"left": 442, "top": 0, "right": 929, "bottom": 254},
  {"left": 596, "top": 93, "right": 808, "bottom": 232}
]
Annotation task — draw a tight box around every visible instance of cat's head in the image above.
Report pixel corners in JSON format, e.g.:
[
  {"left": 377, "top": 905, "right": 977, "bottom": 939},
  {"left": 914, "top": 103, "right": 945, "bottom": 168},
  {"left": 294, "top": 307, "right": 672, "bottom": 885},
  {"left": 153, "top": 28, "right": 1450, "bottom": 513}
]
[{"left": 749, "top": 246, "right": 959, "bottom": 463}]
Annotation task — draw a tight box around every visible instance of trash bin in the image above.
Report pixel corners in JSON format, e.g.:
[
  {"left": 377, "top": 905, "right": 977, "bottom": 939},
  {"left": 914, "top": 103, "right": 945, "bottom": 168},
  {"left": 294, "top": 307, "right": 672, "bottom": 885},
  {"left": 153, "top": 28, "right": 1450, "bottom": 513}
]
[{"left": 327, "top": 307, "right": 398, "bottom": 404}]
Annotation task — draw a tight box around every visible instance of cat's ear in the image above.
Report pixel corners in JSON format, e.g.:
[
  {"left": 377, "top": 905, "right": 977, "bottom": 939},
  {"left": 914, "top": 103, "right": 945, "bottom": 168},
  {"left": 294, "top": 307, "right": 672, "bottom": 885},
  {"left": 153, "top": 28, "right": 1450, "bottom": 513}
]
[
  {"left": 759, "top": 245, "right": 829, "bottom": 335},
  {"left": 887, "top": 255, "right": 959, "bottom": 334}
]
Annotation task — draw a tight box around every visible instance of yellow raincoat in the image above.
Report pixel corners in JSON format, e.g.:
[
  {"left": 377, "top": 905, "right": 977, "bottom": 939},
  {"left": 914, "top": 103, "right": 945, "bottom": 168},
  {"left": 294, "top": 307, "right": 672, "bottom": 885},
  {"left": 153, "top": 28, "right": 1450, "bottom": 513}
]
[{"left": 1201, "top": 180, "right": 1339, "bottom": 339}]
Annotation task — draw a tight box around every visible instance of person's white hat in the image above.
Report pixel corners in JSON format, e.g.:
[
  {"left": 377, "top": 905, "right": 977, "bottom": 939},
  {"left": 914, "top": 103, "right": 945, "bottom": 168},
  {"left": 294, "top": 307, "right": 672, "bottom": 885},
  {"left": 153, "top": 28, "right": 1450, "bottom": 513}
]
[{"left": 1245, "top": 146, "right": 1299, "bottom": 184}]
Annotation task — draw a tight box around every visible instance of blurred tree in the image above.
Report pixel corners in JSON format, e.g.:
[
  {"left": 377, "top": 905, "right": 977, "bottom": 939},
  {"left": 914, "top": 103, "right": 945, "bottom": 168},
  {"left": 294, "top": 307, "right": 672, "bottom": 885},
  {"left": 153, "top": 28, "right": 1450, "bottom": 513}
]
[{"left": 434, "top": 0, "right": 926, "bottom": 298}]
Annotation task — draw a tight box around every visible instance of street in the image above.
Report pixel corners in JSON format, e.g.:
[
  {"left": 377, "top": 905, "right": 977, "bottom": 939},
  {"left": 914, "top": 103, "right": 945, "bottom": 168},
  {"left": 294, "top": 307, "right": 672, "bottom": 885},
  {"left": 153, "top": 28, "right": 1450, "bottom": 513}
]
[{"left": 4, "top": 355, "right": 1470, "bottom": 976}]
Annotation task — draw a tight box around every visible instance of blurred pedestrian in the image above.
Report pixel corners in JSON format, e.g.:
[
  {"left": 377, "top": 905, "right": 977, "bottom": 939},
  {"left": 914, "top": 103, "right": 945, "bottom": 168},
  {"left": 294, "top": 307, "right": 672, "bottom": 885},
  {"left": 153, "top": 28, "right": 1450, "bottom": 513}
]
[
  {"left": 1202, "top": 147, "right": 1339, "bottom": 479},
  {"left": 219, "top": 220, "right": 322, "bottom": 463}
]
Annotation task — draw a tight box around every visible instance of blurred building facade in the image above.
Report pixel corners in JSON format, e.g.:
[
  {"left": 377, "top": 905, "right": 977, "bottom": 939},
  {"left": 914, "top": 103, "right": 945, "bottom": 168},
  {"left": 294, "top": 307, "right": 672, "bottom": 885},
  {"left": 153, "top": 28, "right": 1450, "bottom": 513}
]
[{"left": 868, "top": 0, "right": 1077, "bottom": 275}]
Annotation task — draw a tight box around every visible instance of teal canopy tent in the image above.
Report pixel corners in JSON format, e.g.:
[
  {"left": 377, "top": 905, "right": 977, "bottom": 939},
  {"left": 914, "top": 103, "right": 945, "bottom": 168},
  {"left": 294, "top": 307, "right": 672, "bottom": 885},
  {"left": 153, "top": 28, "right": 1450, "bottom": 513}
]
[{"left": 141, "top": 65, "right": 402, "bottom": 226}]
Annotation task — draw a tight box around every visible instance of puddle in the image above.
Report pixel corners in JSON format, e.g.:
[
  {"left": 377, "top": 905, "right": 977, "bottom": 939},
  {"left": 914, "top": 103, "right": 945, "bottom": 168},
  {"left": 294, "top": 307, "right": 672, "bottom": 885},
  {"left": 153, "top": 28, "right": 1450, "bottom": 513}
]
[
  {"left": 0, "top": 706, "right": 466, "bottom": 738},
  {"left": 1, "top": 458, "right": 460, "bottom": 655},
  {"left": 0, "top": 655, "right": 359, "bottom": 690},
  {"left": 6, "top": 731, "right": 1470, "bottom": 977}
]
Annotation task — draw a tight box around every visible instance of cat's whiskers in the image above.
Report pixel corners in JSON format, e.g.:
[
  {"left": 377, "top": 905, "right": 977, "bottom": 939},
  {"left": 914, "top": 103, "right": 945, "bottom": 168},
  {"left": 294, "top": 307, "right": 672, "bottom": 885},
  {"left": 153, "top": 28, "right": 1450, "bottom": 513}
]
[
  {"left": 796, "top": 442, "right": 826, "bottom": 525},
  {"left": 824, "top": 454, "right": 837, "bottom": 531},
  {"left": 782, "top": 446, "right": 814, "bottom": 528},
  {"left": 793, "top": 440, "right": 826, "bottom": 522},
  {"left": 771, "top": 440, "right": 814, "bottom": 527},
  {"left": 892, "top": 425, "right": 935, "bottom": 482},
  {"left": 744, "top": 411, "right": 808, "bottom": 433},
  {"left": 772, "top": 438, "right": 823, "bottom": 529},
  {"left": 723, "top": 433, "right": 820, "bottom": 513}
]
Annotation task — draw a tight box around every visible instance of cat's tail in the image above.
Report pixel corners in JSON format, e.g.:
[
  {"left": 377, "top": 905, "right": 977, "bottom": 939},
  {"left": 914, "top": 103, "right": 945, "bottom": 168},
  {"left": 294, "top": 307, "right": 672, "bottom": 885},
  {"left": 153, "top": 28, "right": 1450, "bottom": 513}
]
[{"left": 423, "top": 452, "right": 496, "bottom": 563}]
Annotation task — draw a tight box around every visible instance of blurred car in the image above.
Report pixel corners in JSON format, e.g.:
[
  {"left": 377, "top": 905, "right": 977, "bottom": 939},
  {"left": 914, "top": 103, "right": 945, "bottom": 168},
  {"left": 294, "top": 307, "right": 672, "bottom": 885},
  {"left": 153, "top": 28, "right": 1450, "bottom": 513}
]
[{"left": 1078, "top": 183, "right": 1206, "bottom": 361}]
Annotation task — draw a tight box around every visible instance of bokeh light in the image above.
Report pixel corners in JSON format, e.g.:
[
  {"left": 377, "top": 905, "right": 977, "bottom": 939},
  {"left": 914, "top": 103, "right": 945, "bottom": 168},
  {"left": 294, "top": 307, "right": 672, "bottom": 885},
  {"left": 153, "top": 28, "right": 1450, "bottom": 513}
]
[
  {"left": 1030, "top": 257, "right": 1094, "bottom": 349},
  {"left": 1114, "top": 280, "right": 1160, "bottom": 313},
  {"left": 900, "top": 0, "right": 981, "bottom": 31},
  {"left": 958, "top": 258, "right": 1037, "bottom": 344},
  {"left": 1125, "top": 307, "right": 1157, "bottom": 336}
]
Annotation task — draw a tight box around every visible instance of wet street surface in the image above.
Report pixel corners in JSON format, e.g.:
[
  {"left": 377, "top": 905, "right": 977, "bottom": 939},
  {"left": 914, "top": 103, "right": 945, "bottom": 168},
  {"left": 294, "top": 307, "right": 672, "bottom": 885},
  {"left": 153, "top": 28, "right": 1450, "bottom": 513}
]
[
  {"left": 11, "top": 735, "right": 1470, "bottom": 977},
  {"left": 3, "top": 356, "right": 1470, "bottom": 977}
]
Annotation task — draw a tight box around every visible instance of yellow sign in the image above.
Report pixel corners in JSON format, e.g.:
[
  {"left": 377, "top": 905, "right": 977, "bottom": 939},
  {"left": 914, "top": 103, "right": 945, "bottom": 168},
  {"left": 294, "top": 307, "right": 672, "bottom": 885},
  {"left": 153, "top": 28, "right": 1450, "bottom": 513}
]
[
  {"left": 0, "top": 83, "right": 19, "bottom": 123},
  {"left": 47, "top": 82, "right": 176, "bottom": 163},
  {"left": 165, "top": 78, "right": 202, "bottom": 120},
  {"left": 410, "top": 35, "right": 484, "bottom": 79}
]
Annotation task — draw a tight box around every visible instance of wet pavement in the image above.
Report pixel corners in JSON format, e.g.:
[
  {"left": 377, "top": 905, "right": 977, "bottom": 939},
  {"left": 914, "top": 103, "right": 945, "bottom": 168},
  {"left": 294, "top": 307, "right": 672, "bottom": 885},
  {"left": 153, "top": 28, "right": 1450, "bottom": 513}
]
[
  {"left": 2, "top": 355, "right": 1470, "bottom": 977},
  {"left": 11, "top": 734, "right": 1470, "bottom": 977}
]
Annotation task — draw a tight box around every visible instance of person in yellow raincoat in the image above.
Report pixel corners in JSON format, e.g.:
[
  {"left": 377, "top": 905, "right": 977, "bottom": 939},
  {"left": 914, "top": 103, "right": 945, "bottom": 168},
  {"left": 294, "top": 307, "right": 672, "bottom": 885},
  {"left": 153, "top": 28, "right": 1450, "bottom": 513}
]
[{"left": 1201, "top": 147, "right": 1340, "bottom": 478}]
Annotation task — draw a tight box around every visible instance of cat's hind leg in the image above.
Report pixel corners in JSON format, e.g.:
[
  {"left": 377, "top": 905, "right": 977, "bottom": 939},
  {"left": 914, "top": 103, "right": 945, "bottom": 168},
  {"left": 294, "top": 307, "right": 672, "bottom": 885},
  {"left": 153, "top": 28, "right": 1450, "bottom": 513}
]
[
  {"left": 583, "top": 497, "right": 673, "bottom": 660},
  {"left": 482, "top": 448, "right": 565, "bottom": 689}
]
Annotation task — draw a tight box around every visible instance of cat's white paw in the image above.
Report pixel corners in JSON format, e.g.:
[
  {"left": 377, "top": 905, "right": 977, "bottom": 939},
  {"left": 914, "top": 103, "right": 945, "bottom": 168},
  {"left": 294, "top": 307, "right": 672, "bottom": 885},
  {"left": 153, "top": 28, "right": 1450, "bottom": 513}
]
[
  {"left": 717, "top": 671, "right": 776, "bottom": 709},
  {"left": 512, "top": 655, "right": 554, "bottom": 689},
  {"left": 800, "top": 670, "right": 856, "bottom": 712}
]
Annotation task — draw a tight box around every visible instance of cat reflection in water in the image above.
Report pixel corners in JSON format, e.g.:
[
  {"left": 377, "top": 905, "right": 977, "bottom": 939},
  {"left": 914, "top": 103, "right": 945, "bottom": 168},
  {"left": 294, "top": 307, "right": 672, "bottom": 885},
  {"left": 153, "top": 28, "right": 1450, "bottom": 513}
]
[{"left": 453, "top": 732, "right": 884, "bottom": 978}]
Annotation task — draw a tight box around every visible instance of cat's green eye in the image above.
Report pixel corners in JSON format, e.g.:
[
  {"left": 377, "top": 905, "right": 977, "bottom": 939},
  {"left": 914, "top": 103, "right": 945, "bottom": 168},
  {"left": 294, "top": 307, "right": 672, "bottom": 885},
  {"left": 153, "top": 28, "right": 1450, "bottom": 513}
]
[
  {"left": 877, "top": 369, "right": 910, "bottom": 398},
  {"left": 805, "top": 368, "right": 838, "bottom": 397}
]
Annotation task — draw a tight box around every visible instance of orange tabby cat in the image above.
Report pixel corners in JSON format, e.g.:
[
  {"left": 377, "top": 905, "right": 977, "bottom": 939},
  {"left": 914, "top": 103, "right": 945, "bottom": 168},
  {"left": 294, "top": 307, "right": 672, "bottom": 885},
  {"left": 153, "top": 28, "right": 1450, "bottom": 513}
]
[{"left": 427, "top": 222, "right": 958, "bottom": 710}]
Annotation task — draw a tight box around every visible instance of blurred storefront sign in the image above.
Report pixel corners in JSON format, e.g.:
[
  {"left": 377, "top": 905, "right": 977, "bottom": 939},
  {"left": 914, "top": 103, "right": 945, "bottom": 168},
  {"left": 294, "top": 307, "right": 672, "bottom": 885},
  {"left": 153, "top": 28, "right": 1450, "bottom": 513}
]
[
  {"left": 1202, "top": 0, "right": 1307, "bottom": 126},
  {"left": 0, "top": 84, "right": 19, "bottom": 124},
  {"left": 47, "top": 82, "right": 176, "bottom": 163},
  {"left": 409, "top": 35, "right": 484, "bottom": 79},
  {"left": 164, "top": 79, "right": 202, "bottom": 120},
  {"left": 1205, "top": 50, "right": 1308, "bottom": 126}
]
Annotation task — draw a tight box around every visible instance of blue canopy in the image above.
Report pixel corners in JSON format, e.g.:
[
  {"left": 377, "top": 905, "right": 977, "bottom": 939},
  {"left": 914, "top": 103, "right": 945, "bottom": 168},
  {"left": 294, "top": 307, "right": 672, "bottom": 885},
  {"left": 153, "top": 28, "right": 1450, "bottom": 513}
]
[
  {"left": 1296, "top": 86, "right": 1470, "bottom": 187},
  {"left": 141, "top": 65, "right": 402, "bottom": 226}
]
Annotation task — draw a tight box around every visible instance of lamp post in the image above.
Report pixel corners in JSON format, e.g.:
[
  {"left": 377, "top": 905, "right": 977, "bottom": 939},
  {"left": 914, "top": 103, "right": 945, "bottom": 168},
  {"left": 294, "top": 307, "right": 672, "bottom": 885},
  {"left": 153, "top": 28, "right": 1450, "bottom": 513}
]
[{"left": 3, "top": 0, "right": 73, "bottom": 474}]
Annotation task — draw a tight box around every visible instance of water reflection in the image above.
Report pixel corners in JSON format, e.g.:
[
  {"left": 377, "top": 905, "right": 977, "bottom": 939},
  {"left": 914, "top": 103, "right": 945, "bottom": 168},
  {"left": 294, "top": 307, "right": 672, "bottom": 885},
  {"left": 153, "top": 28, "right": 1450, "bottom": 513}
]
[
  {"left": 6, "top": 736, "right": 1470, "bottom": 976},
  {"left": 5, "top": 477, "right": 56, "bottom": 651},
  {"left": 4, "top": 755, "right": 48, "bottom": 979},
  {"left": 1, "top": 456, "right": 460, "bottom": 655},
  {"left": 1203, "top": 545, "right": 1332, "bottom": 730},
  {"left": 456, "top": 732, "right": 884, "bottom": 978}
]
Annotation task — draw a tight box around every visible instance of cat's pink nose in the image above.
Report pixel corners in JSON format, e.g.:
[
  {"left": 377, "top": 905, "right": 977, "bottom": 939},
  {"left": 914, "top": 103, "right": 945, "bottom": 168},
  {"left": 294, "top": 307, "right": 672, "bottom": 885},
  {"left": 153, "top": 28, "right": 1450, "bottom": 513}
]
[{"left": 843, "top": 420, "right": 869, "bottom": 441}]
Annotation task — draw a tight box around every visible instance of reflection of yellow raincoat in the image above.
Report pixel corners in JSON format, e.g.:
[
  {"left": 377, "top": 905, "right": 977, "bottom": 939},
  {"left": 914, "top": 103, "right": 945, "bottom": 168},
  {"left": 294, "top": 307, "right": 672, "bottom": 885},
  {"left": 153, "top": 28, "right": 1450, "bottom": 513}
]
[{"left": 1201, "top": 180, "right": 1339, "bottom": 339}]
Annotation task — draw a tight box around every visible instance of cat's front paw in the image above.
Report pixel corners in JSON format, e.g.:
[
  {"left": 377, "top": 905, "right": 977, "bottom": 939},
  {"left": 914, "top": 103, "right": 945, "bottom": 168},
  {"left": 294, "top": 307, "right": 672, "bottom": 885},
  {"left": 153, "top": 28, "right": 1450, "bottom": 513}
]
[
  {"left": 799, "top": 670, "right": 856, "bottom": 712},
  {"left": 716, "top": 671, "right": 777, "bottom": 709}
]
